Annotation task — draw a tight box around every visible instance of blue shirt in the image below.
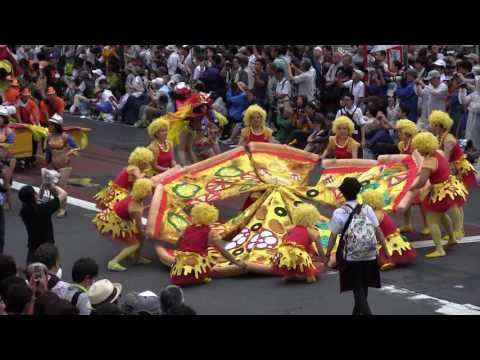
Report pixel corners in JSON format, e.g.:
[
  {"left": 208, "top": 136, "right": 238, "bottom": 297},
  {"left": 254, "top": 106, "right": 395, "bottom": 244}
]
[
  {"left": 226, "top": 88, "right": 248, "bottom": 122},
  {"left": 396, "top": 80, "right": 418, "bottom": 122}
]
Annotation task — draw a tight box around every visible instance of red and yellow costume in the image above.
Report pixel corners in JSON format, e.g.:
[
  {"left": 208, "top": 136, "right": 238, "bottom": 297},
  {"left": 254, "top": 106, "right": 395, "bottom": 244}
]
[
  {"left": 170, "top": 224, "right": 215, "bottom": 285},
  {"left": 440, "top": 132, "right": 477, "bottom": 189},
  {"left": 94, "top": 147, "right": 154, "bottom": 210},
  {"left": 239, "top": 105, "right": 272, "bottom": 146},
  {"left": 429, "top": 110, "right": 477, "bottom": 189},
  {"left": 240, "top": 105, "right": 272, "bottom": 210},
  {"left": 165, "top": 90, "right": 227, "bottom": 165},
  {"left": 395, "top": 119, "right": 430, "bottom": 235},
  {"left": 398, "top": 139, "right": 412, "bottom": 155},
  {"left": 93, "top": 178, "right": 153, "bottom": 272},
  {"left": 170, "top": 203, "right": 220, "bottom": 285},
  {"left": 361, "top": 189, "right": 416, "bottom": 271},
  {"left": 422, "top": 150, "right": 466, "bottom": 212},
  {"left": 272, "top": 203, "right": 325, "bottom": 283},
  {"left": 411, "top": 132, "right": 466, "bottom": 258},
  {"left": 147, "top": 117, "right": 175, "bottom": 175},
  {"left": 322, "top": 116, "right": 360, "bottom": 160},
  {"left": 240, "top": 127, "right": 273, "bottom": 144},
  {"left": 325, "top": 136, "right": 360, "bottom": 159},
  {"left": 152, "top": 141, "right": 173, "bottom": 169},
  {"left": 272, "top": 225, "right": 323, "bottom": 279},
  {"left": 94, "top": 195, "right": 144, "bottom": 245}
]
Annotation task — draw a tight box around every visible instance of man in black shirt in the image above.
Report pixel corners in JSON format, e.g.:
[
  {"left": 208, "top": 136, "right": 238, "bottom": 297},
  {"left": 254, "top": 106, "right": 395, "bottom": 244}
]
[{"left": 18, "top": 184, "right": 67, "bottom": 264}]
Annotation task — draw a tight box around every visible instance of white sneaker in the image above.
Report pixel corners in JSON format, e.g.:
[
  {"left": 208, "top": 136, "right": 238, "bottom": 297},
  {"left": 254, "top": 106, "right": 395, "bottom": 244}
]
[{"left": 104, "top": 114, "right": 114, "bottom": 123}]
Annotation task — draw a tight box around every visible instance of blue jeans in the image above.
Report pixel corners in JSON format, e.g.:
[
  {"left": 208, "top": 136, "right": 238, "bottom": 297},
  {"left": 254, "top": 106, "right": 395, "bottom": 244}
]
[{"left": 96, "top": 102, "right": 113, "bottom": 114}]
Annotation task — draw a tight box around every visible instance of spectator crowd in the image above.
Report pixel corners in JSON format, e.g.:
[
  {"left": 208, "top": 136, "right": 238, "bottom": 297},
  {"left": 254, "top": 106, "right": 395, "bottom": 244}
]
[
  {"left": 0, "top": 248, "right": 196, "bottom": 315},
  {"left": 1, "top": 44, "right": 479, "bottom": 161}
]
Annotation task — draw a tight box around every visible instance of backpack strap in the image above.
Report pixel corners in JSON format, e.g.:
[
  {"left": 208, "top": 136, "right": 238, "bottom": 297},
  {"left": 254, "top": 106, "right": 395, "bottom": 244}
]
[
  {"left": 340, "top": 204, "right": 362, "bottom": 240},
  {"left": 336, "top": 204, "right": 362, "bottom": 264},
  {"left": 71, "top": 291, "right": 82, "bottom": 307},
  {"left": 47, "top": 274, "right": 61, "bottom": 290}
]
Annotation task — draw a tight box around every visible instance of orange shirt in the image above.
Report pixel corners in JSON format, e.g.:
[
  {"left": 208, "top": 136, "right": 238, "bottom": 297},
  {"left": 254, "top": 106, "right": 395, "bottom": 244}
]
[
  {"left": 39, "top": 97, "right": 65, "bottom": 124},
  {"left": 17, "top": 99, "right": 41, "bottom": 125}
]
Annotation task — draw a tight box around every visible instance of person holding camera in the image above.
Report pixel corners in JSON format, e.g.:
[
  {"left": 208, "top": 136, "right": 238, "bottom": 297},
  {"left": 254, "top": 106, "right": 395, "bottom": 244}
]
[
  {"left": 415, "top": 70, "right": 448, "bottom": 129},
  {"left": 339, "top": 69, "right": 365, "bottom": 106},
  {"left": 18, "top": 178, "right": 68, "bottom": 265}
]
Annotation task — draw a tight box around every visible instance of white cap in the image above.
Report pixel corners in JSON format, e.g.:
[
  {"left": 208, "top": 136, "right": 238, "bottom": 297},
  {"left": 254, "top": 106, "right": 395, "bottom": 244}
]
[
  {"left": 48, "top": 113, "right": 64, "bottom": 125},
  {"left": 433, "top": 59, "right": 446, "bottom": 68},
  {"left": 354, "top": 69, "right": 365, "bottom": 78},
  {"left": 0, "top": 106, "right": 10, "bottom": 117},
  {"left": 0, "top": 104, "right": 17, "bottom": 116},
  {"left": 153, "top": 77, "right": 165, "bottom": 87}
]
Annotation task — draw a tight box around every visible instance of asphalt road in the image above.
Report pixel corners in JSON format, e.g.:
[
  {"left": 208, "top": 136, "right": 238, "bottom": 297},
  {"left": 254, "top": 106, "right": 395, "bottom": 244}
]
[{"left": 4, "top": 115, "right": 480, "bottom": 315}]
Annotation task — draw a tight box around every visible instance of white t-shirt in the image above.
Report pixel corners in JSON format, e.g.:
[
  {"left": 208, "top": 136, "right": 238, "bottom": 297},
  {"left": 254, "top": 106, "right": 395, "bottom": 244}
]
[
  {"left": 168, "top": 52, "right": 181, "bottom": 76},
  {"left": 101, "top": 89, "right": 115, "bottom": 104},
  {"left": 342, "top": 80, "right": 366, "bottom": 105},
  {"left": 275, "top": 78, "right": 291, "bottom": 98},
  {"left": 193, "top": 64, "right": 205, "bottom": 81}
]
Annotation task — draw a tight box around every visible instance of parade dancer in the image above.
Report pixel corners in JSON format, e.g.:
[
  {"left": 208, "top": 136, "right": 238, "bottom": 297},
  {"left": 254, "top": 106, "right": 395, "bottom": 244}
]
[
  {"left": 147, "top": 118, "right": 176, "bottom": 175},
  {"left": 272, "top": 203, "right": 326, "bottom": 283},
  {"left": 361, "top": 189, "right": 417, "bottom": 271},
  {"left": 395, "top": 119, "right": 429, "bottom": 235},
  {"left": 176, "top": 93, "right": 208, "bottom": 165},
  {"left": 238, "top": 104, "right": 273, "bottom": 146},
  {"left": 93, "top": 178, "right": 153, "bottom": 272},
  {"left": 45, "top": 114, "right": 80, "bottom": 217},
  {"left": 170, "top": 203, "right": 246, "bottom": 286},
  {"left": 240, "top": 104, "right": 273, "bottom": 210},
  {"left": 0, "top": 106, "right": 16, "bottom": 210},
  {"left": 319, "top": 116, "right": 360, "bottom": 160},
  {"left": 429, "top": 110, "right": 477, "bottom": 240},
  {"left": 94, "top": 147, "right": 154, "bottom": 210},
  {"left": 189, "top": 94, "right": 226, "bottom": 162},
  {"left": 408, "top": 132, "right": 467, "bottom": 258},
  {"left": 429, "top": 110, "right": 477, "bottom": 188}
]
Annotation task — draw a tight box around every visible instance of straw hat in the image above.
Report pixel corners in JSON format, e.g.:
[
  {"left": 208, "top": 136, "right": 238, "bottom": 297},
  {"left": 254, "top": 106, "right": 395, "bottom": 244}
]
[{"left": 87, "top": 279, "right": 122, "bottom": 307}]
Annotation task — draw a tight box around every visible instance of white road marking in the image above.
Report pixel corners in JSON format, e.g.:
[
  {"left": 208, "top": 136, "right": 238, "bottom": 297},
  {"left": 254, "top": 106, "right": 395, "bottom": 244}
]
[
  {"left": 380, "top": 285, "right": 480, "bottom": 315},
  {"left": 325, "top": 272, "right": 480, "bottom": 315}
]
